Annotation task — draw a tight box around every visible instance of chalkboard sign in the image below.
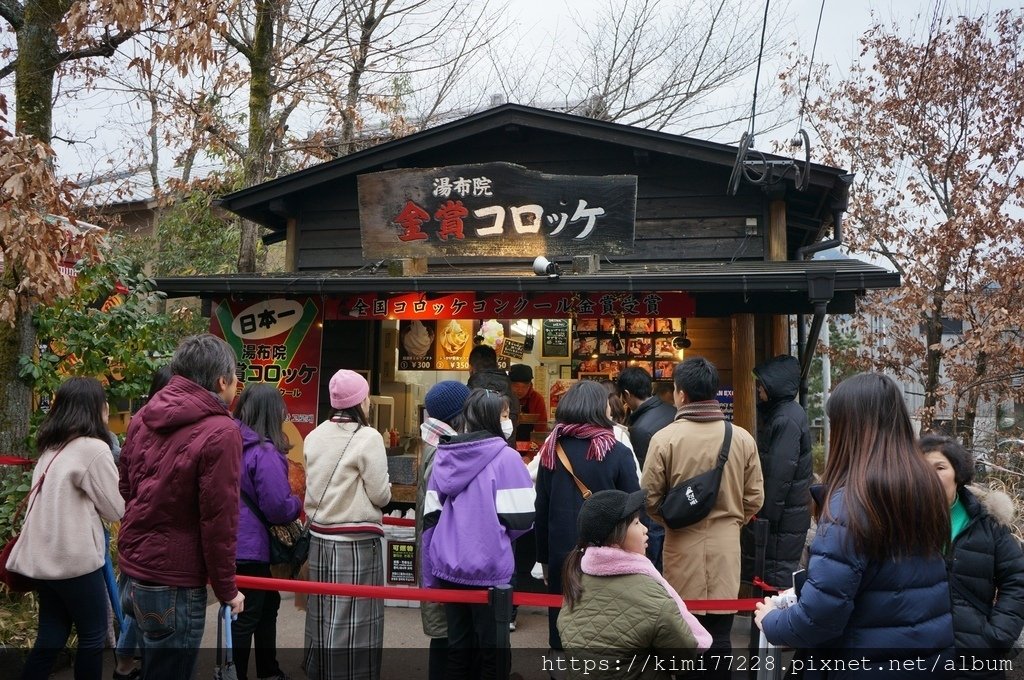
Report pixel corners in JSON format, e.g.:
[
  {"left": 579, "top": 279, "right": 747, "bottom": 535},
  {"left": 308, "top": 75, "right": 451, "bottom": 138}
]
[{"left": 542, "top": 319, "right": 570, "bottom": 358}]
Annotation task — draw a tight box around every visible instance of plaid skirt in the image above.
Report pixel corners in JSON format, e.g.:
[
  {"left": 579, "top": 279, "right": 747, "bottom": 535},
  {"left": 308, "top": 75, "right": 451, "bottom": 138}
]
[{"left": 303, "top": 535, "right": 384, "bottom": 680}]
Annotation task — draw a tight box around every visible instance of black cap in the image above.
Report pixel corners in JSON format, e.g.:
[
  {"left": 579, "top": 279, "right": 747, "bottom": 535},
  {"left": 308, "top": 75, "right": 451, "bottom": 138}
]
[
  {"left": 508, "top": 364, "right": 533, "bottom": 383},
  {"left": 576, "top": 489, "right": 646, "bottom": 546}
]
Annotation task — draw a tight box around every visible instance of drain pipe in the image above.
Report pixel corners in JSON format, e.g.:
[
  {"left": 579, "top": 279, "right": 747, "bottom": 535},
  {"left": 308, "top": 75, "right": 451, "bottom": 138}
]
[
  {"left": 796, "top": 174, "right": 852, "bottom": 407},
  {"left": 797, "top": 173, "right": 854, "bottom": 260},
  {"left": 799, "top": 271, "right": 836, "bottom": 408}
]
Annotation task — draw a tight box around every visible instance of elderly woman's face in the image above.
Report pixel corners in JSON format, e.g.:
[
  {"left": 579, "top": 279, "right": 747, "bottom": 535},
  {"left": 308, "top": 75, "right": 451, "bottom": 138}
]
[{"left": 924, "top": 451, "right": 957, "bottom": 505}]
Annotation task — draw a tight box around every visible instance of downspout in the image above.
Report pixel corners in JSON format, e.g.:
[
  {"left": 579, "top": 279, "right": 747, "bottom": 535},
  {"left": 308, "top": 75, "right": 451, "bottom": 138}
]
[
  {"left": 797, "top": 173, "right": 854, "bottom": 260},
  {"left": 796, "top": 173, "right": 853, "bottom": 407},
  {"left": 800, "top": 273, "right": 836, "bottom": 408}
]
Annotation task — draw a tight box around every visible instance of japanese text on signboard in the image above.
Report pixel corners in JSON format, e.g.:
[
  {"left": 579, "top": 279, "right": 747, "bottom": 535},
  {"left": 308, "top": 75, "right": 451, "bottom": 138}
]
[
  {"left": 358, "top": 162, "right": 637, "bottom": 258},
  {"left": 329, "top": 291, "right": 695, "bottom": 321}
]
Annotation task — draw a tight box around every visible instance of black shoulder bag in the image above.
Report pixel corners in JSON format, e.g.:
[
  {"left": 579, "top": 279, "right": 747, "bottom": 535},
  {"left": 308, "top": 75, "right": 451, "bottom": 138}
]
[{"left": 659, "top": 421, "right": 733, "bottom": 529}]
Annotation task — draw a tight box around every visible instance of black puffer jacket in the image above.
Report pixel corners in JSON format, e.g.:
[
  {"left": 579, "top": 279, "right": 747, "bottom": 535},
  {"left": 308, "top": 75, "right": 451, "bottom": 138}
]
[
  {"left": 627, "top": 396, "right": 676, "bottom": 469},
  {"left": 948, "top": 485, "right": 1024, "bottom": 675},
  {"left": 740, "top": 355, "right": 813, "bottom": 588}
]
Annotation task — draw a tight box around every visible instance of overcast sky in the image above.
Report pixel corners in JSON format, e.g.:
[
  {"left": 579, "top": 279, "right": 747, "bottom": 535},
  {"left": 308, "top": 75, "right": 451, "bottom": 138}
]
[{"left": 48, "top": 0, "right": 1019, "bottom": 179}]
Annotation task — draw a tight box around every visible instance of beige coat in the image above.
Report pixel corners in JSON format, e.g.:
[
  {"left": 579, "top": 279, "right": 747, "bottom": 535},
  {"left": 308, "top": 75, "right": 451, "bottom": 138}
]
[
  {"left": 9, "top": 436, "right": 124, "bottom": 580},
  {"left": 641, "top": 418, "right": 763, "bottom": 610},
  {"left": 303, "top": 420, "right": 391, "bottom": 535}
]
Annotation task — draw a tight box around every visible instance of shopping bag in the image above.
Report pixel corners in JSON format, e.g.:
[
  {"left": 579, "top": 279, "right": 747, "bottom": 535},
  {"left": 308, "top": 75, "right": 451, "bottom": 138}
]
[{"left": 214, "top": 604, "right": 238, "bottom": 680}]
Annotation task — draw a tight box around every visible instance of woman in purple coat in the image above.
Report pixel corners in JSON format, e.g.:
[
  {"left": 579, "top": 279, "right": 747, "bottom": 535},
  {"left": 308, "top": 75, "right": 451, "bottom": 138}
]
[{"left": 233, "top": 384, "right": 302, "bottom": 680}]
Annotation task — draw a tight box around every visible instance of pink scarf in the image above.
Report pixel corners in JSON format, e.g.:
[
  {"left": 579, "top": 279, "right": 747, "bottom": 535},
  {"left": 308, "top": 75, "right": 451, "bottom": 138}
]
[
  {"left": 538, "top": 423, "right": 617, "bottom": 470},
  {"left": 580, "top": 545, "right": 713, "bottom": 652}
]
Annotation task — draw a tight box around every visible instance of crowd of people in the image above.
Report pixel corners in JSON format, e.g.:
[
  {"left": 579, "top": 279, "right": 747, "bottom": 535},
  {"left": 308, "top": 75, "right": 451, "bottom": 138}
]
[{"left": 5, "top": 333, "right": 1024, "bottom": 680}]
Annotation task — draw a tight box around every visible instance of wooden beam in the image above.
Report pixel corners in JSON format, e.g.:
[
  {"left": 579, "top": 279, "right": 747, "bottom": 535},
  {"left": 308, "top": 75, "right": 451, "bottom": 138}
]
[
  {"left": 768, "top": 199, "right": 790, "bottom": 356},
  {"left": 732, "top": 313, "right": 756, "bottom": 435},
  {"left": 285, "top": 217, "right": 297, "bottom": 271}
]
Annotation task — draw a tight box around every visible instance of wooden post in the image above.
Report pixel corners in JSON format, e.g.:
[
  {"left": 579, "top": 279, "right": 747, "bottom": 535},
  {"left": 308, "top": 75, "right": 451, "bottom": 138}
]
[
  {"left": 769, "top": 199, "right": 789, "bottom": 356},
  {"left": 285, "top": 217, "right": 298, "bottom": 271},
  {"left": 732, "top": 313, "right": 756, "bottom": 435}
]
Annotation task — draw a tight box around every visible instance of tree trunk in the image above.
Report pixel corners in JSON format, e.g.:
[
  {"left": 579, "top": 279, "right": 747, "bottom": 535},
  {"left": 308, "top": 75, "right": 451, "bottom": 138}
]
[
  {"left": 339, "top": 11, "right": 373, "bottom": 156},
  {"left": 920, "top": 304, "right": 945, "bottom": 431},
  {"left": 0, "top": 307, "right": 36, "bottom": 456},
  {"left": 237, "top": 0, "right": 276, "bottom": 273},
  {"left": 14, "top": 3, "right": 59, "bottom": 141},
  {"left": 1, "top": 2, "right": 61, "bottom": 455},
  {"left": 958, "top": 350, "right": 987, "bottom": 451}
]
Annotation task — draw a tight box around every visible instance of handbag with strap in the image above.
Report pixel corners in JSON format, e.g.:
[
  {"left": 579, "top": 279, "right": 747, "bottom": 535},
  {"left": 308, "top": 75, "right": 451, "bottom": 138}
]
[
  {"left": 556, "top": 442, "right": 592, "bottom": 499},
  {"left": 240, "top": 491, "right": 307, "bottom": 574},
  {"left": 659, "top": 421, "right": 733, "bottom": 529},
  {"left": 1, "top": 447, "right": 67, "bottom": 592}
]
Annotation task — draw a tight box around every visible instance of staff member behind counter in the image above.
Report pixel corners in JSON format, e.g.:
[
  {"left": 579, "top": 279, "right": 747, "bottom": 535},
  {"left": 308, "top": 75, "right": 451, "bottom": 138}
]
[{"left": 509, "top": 364, "right": 548, "bottom": 444}]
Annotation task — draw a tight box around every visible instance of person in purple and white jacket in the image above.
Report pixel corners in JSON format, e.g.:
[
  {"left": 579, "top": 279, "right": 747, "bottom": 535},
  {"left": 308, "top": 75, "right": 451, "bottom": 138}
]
[
  {"left": 422, "top": 388, "right": 536, "bottom": 680},
  {"left": 232, "top": 383, "right": 302, "bottom": 680}
]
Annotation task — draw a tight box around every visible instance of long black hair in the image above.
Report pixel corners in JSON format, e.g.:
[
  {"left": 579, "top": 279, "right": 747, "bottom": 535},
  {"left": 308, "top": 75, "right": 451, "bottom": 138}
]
[
  {"left": 234, "top": 383, "right": 293, "bottom": 453},
  {"left": 36, "top": 377, "right": 110, "bottom": 454},
  {"left": 823, "top": 373, "right": 949, "bottom": 559},
  {"left": 462, "top": 388, "right": 509, "bottom": 438}
]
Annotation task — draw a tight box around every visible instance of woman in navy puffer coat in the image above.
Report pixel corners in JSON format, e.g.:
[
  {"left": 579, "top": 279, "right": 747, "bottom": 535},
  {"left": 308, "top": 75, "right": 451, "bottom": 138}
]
[{"left": 755, "top": 373, "right": 954, "bottom": 678}]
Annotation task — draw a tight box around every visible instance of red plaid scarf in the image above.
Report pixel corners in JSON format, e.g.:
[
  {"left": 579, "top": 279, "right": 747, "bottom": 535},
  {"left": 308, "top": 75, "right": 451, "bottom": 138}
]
[{"left": 539, "top": 423, "right": 617, "bottom": 470}]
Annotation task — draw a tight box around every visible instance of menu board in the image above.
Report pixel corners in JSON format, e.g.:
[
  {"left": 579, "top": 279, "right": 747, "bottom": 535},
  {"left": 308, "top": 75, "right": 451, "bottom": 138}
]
[
  {"left": 542, "top": 319, "right": 570, "bottom": 358},
  {"left": 435, "top": 320, "right": 473, "bottom": 370},
  {"left": 572, "top": 318, "right": 683, "bottom": 379},
  {"left": 386, "top": 540, "right": 416, "bottom": 584},
  {"left": 399, "top": 319, "right": 512, "bottom": 371},
  {"left": 399, "top": 320, "right": 436, "bottom": 370}
]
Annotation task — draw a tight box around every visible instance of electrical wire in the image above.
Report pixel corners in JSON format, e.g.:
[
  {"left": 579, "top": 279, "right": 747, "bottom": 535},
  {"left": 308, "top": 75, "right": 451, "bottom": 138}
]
[
  {"left": 797, "top": 0, "right": 827, "bottom": 131},
  {"left": 748, "top": 0, "right": 772, "bottom": 137}
]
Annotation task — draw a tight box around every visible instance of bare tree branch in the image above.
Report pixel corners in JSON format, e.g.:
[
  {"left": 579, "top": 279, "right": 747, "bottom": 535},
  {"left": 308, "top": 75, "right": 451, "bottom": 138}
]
[
  {"left": 57, "top": 29, "right": 136, "bottom": 64},
  {"left": 0, "top": 0, "right": 23, "bottom": 30}
]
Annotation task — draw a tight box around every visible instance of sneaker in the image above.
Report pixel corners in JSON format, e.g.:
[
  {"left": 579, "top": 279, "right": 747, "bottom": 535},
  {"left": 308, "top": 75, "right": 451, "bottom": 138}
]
[{"left": 509, "top": 619, "right": 517, "bottom": 632}]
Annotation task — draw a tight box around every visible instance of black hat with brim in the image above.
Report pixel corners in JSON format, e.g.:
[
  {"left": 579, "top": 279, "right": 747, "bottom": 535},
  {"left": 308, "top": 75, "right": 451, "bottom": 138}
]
[{"left": 576, "top": 489, "right": 646, "bottom": 546}]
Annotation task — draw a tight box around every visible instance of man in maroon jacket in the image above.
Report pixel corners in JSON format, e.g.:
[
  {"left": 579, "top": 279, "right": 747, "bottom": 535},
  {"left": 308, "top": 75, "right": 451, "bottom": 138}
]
[{"left": 118, "top": 334, "right": 244, "bottom": 680}]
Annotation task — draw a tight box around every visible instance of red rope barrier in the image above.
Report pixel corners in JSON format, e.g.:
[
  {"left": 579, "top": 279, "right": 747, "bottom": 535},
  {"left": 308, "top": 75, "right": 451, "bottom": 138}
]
[
  {"left": 235, "top": 575, "right": 760, "bottom": 611},
  {"left": 0, "top": 456, "right": 34, "bottom": 467},
  {"left": 382, "top": 516, "right": 415, "bottom": 527}
]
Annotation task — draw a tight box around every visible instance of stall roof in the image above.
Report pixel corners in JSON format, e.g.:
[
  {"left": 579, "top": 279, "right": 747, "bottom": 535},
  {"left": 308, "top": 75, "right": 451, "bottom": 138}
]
[
  {"left": 157, "top": 258, "right": 896, "bottom": 299},
  {"left": 218, "top": 103, "right": 850, "bottom": 242}
]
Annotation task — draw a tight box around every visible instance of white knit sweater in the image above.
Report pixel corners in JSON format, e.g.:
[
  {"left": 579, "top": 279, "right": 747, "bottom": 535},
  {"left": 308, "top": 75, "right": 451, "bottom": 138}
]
[
  {"left": 8, "top": 436, "right": 124, "bottom": 579},
  {"left": 303, "top": 420, "right": 391, "bottom": 538}
]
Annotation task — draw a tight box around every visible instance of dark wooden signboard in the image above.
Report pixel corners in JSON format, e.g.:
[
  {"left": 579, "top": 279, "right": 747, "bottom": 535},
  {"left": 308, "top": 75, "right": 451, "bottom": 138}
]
[{"left": 358, "top": 162, "right": 637, "bottom": 259}]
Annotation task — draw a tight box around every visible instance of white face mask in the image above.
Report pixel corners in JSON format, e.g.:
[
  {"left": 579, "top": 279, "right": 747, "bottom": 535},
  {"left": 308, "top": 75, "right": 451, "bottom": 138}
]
[{"left": 501, "top": 418, "right": 514, "bottom": 439}]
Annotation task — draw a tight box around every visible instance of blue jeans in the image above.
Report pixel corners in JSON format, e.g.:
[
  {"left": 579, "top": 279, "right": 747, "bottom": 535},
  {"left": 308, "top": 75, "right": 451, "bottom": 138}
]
[
  {"left": 23, "top": 568, "right": 109, "bottom": 680},
  {"left": 116, "top": 572, "right": 140, "bottom": 660},
  {"left": 126, "top": 578, "right": 207, "bottom": 680}
]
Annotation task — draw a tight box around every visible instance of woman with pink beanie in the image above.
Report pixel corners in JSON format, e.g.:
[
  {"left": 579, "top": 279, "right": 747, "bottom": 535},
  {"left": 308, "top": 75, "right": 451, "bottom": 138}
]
[{"left": 302, "top": 370, "right": 391, "bottom": 680}]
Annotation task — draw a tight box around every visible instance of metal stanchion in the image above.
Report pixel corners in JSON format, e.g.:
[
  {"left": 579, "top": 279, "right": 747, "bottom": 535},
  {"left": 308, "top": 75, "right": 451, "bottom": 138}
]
[{"left": 490, "top": 584, "right": 514, "bottom": 679}]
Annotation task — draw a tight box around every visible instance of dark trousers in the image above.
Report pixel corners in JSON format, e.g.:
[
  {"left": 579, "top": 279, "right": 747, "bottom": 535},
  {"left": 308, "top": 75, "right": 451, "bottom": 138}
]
[
  {"left": 439, "top": 579, "right": 508, "bottom": 680},
  {"left": 232, "top": 562, "right": 283, "bottom": 680},
  {"left": 23, "top": 568, "right": 109, "bottom": 680},
  {"left": 697, "top": 613, "right": 734, "bottom": 680},
  {"left": 428, "top": 637, "right": 448, "bottom": 680}
]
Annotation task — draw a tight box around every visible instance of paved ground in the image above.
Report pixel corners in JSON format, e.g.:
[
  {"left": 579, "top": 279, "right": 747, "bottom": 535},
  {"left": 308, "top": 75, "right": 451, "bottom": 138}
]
[{"left": 45, "top": 591, "right": 762, "bottom": 679}]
